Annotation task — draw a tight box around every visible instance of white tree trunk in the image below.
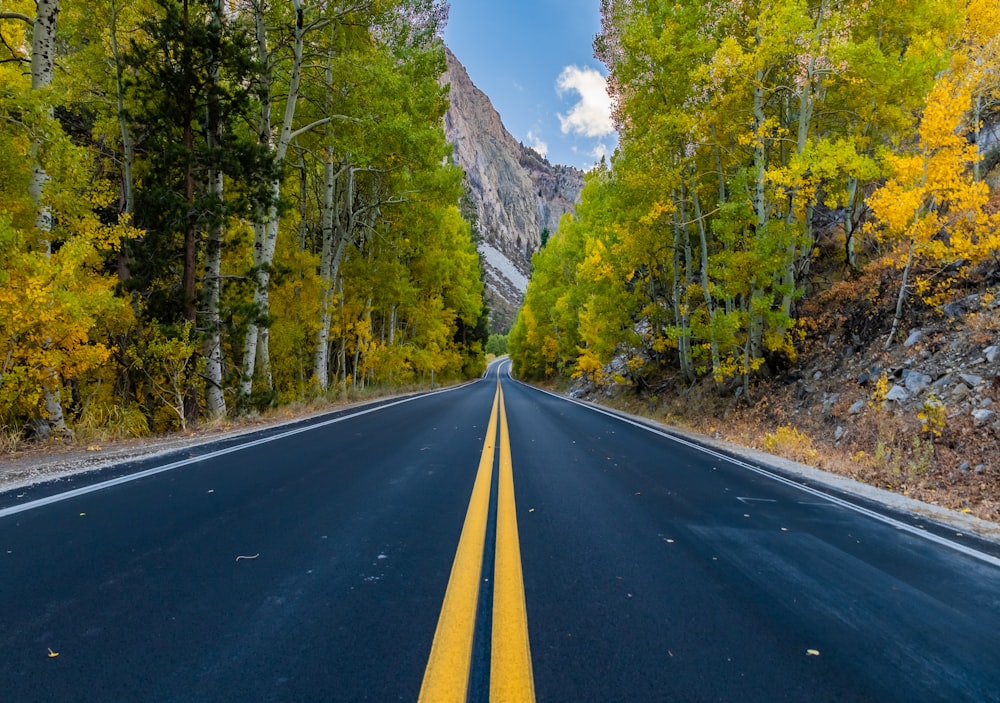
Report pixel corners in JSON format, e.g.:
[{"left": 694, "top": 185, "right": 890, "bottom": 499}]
[
  {"left": 30, "top": 0, "right": 66, "bottom": 433},
  {"left": 314, "top": 153, "right": 337, "bottom": 391},
  {"left": 203, "top": 0, "right": 227, "bottom": 419},
  {"left": 749, "top": 70, "right": 767, "bottom": 363},
  {"left": 691, "top": 183, "right": 720, "bottom": 379},
  {"left": 885, "top": 240, "right": 914, "bottom": 351},
  {"left": 242, "top": 0, "right": 306, "bottom": 399}
]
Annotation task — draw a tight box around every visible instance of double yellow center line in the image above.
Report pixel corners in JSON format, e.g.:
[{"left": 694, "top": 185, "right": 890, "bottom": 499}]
[{"left": 418, "top": 378, "right": 535, "bottom": 702}]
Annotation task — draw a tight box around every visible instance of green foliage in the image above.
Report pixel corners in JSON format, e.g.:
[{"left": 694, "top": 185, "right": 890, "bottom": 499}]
[
  {"left": 486, "top": 334, "right": 508, "bottom": 356},
  {"left": 513, "top": 0, "right": 969, "bottom": 389},
  {"left": 0, "top": 0, "right": 487, "bottom": 440}
]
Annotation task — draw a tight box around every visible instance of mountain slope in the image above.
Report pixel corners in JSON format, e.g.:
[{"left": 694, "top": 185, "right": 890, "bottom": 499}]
[{"left": 442, "top": 47, "right": 585, "bottom": 331}]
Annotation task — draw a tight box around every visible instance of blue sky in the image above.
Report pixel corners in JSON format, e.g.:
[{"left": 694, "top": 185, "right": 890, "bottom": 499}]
[{"left": 443, "top": 0, "right": 617, "bottom": 171}]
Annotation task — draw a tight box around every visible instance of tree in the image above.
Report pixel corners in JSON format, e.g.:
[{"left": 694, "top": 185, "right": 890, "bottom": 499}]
[
  {"left": 0, "top": 0, "right": 135, "bottom": 435},
  {"left": 123, "top": 0, "right": 269, "bottom": 422},
  {"left": 868, "top": 0, "right": 1000, "bottom": 347}
]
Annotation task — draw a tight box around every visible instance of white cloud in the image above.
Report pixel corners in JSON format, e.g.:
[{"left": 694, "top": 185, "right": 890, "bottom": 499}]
[
  {"left": 591, "top": 142, "right": 609, "bottom": 161},
  {"left": 526, "top": 130, "right": 548, "bottom": 157},
  {"left": 556, "top": 65, "right": 614, "bottom": 138}
]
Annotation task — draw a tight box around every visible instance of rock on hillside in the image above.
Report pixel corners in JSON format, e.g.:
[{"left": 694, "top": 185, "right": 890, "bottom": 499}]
[{"left": 442, "top": 47, "right": 585, "bottom": 331}]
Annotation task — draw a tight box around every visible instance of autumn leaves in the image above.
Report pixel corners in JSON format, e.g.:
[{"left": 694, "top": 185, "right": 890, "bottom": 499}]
[
  {"left": 511, "top": 0, "right": 1000, "bottom": 390},
  {"left": 0, "top": 0, "right": 487, "bottom": 439}
]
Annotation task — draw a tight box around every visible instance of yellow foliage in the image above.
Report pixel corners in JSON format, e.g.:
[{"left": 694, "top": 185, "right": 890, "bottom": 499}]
[
  {"left": 763, "top": 425, "right": 820, "bottom": 465},
  {"left": 579, "top": 238, "right": 615, "bottom": 282},
  {"left": 917, "top": 394, "right": 946, "bottom": 438},
  {"left": 867, "top": 72, "right": 998, "bottom": 278},
  {"left": 573, "top": 348, "right": 611, "bottom": 385},
  {"left": 869, "top": 372, "right": 890, "bottom": 408}
]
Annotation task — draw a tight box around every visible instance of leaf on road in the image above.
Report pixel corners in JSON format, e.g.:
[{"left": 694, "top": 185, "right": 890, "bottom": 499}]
[
  {"left": 47, "top": 648, "right": 59, "bottom": 658},
  {"left": 806, "top": 649, "right": 820, "bottom": 656},
  {"left": 236, "top": 553, "right": 260, "bottom": 561}
]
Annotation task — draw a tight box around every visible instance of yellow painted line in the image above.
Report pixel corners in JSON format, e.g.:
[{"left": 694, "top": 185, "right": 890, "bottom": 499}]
[
  {"left": 491, "top": 385, "right": 536, "bottom": 702},
  {"left": 418, "top": 384, "right": 500, "bottom": 703}
]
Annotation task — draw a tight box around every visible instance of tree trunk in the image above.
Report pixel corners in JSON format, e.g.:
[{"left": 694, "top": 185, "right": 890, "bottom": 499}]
[
  {"left": 749, "top": 69, "right": 767, "bottom": 363},
  {"left": 844, "top": 177, "right": 859, "bottom": 269},
  {"left": 313, "top": 51, "right": 344, "bottom": 392},
  {"left": 30, "top": 0, "right": 67, "bottom": 434},
  {"left": 314, "top": 152, "right": 337, "bottom": 392},
  {"left": 973, "top": 93, "right": 983, "bottom": 182},
  {"left": 885, "top": 240, "right": 914, "bottom": 351},
  {"left": 242, "top": 0, "right": 306, "bottom": 399},
  {"left": 108, "top": 0, "right": 134, "bottom": 221},
  {"left": 338, "top": 275, "right": 348, "bottom": 395},
  {"left": 109, "top": 0, "right": 136, "bottom": 285},
  {"left": 692, "top": 182, "right": 721, "bottom": 379},
  {"left": 203, "top": 0, "right": 227, "bottom": 419},
  {"left": 672, "top": 197, "right": 695, "bottom": 384},
  {"left": 314, "top": 155, "right": 354, "bottom": 391}
]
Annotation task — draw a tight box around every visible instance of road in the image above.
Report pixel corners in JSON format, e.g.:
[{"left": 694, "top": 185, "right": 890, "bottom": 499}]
[{"left": 2, "top": 361, "right": 1000, "bottom": 702}]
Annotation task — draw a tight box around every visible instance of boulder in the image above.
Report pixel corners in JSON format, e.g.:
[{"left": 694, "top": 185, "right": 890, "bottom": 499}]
[
  {"left": 904, "top": 371, "right": 932, "bottom": 394},
  {"left": 931, "top": 374, "right": 952, "bottom": 391},
  {"left": 951, "top": 383, "right": 972, "bottom": 402},
  {"left": 903, "top": 329, "right": 922, "bottom": 347},
  {"left": 942, "top": 293, "right": 981, "bottom": 320},
  {"left": 885, "top": 385, "right": 910, "bottom": 402},
  {"left": 972, "top": 408, "right": 996, "bottom": 426},
  {"left": 822, "top": 393, "right": 840, "bottom": 414},
  {"left": 960, "top": 373, "right": 984, "bottom": 387},
  {"left": 857, "top": 366, "right": 880, "bottom": 385}
]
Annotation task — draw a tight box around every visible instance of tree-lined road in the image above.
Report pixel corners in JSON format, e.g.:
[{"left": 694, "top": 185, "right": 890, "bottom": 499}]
[{"left": 3, "top": 362, "right": 1000, "bottom": 701}]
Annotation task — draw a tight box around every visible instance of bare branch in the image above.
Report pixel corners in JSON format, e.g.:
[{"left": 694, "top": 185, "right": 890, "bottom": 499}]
[
  {"left": 0, "top": 11, "right": 33, "bottom": 24},
  {"left": 287, "top": 114, "right": 363, "bottom": 142}
]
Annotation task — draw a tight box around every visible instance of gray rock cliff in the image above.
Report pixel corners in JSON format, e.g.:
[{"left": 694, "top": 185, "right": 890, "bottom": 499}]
[{"left": 442, "top": 47, "right": 585, "bottom": 331}]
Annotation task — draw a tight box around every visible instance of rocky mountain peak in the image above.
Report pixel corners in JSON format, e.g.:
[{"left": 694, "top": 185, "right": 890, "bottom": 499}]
[{"left": 442, "top": 47, "right": 585, "bottom": 331}]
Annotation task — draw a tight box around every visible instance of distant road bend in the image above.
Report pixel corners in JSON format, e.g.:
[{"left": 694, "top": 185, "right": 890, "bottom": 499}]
[{"left": 2, "top": 360, "right": 1000, "bottom": 701}]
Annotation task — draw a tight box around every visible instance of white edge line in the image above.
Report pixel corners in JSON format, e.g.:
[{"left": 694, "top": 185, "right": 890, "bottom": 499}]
[
  {"left": 0, "top": 380, "right": 480, "bottom": 520},
  {"left": 506, "top": 374, "right": 1000, "bottom": 569}
]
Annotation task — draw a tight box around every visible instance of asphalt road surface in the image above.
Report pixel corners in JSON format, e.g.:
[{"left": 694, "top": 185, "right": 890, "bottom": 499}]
[{"left": 2, "top": 361, "right": 1000, "bottom": 702}]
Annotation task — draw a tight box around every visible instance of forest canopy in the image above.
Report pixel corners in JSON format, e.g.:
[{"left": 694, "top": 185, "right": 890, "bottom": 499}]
[
  {"left": 0, "top": 0, "right": 487, "bottom": 440},
  {"left": 510, "top": 0, "right": 1000, "bottom": 392}
]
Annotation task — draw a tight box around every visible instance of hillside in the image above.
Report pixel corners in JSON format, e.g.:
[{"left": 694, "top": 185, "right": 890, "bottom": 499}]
[{"left": 564, "top": 237, "right": 1000, "bottom": 524}]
